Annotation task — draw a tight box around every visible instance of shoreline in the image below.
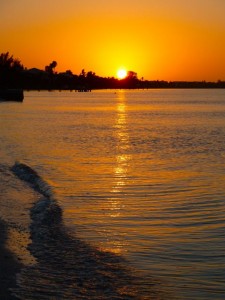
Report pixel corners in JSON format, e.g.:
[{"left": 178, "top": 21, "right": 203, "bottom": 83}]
[
  {"left": 0, "top": 218, "right": 22, "bottom": 299},
  {"left": 0, "top": 164, "right": 37, "bottom": 299},
  {"left": 0, "top": 162, "right": 155, "bottom": 299}
]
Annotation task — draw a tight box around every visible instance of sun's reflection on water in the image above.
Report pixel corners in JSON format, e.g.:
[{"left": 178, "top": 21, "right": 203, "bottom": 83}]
[
  {"left": 104, "top": 91, "right": 132, "bottom": 254},
  {"left": 113, "top": 90, "right": 131, "bottom": 186}
]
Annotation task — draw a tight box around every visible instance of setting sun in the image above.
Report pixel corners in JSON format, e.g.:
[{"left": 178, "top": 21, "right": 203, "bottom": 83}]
[{"left": 117, "top": 69, "right": 127, "bottom": 79}]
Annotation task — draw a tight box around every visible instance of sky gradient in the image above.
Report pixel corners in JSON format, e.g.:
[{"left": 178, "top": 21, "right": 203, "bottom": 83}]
[{"left": 1, "top": 0, "right": 225, "bottom": 81}]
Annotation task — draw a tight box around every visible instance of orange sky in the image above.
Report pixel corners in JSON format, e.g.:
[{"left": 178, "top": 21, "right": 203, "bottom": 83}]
[{"left": 1, "top": 0, "right": 225, "bottom": 81}]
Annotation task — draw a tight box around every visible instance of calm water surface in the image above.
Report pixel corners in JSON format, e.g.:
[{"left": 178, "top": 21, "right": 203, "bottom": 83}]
[{"left": 1, "top": 89, "right": 225, "bottom": 299}]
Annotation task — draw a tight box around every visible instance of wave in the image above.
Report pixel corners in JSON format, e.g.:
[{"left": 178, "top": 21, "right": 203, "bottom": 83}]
[
  {"left": 11, "top": 162, "right": 53, "bottom": 198},
  {"left": 11, "top": 161, "right": 63, "bottom": 258},
  {"left": 11, "top": 162, "right": 161, "bottom": 299}
]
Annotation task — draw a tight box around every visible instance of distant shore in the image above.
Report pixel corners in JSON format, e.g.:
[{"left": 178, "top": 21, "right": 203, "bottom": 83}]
[{"left": 1, "top": 52, "right": 225, "bottom": 91}]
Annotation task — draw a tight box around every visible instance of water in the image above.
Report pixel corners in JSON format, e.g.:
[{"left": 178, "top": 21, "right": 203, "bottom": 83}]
[{"left": 1, "top": 89, "right": 225, "bottom": 299}]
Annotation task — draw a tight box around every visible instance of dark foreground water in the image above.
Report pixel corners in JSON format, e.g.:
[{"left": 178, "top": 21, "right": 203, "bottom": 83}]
[{"left": 0, "top": 89, "right": 225, "bottom": 299}]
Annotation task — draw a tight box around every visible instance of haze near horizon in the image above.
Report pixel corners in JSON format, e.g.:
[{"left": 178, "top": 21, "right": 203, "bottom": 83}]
[{"left": 1, "top": 0, "right": 225, "bottom": 81}]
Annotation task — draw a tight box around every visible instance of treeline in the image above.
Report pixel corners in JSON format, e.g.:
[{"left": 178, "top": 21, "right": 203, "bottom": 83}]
[{"left": 1, "top": 52, "right": 225, "bottom": 90}]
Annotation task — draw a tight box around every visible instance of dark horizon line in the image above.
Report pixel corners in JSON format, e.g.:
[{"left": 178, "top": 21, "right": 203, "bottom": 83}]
[
  {"left": 1, "top": 52, "right": 225, "bottom": 90},
  {"left": 26, "top": 67, "right": 224, "bottom": 83}
]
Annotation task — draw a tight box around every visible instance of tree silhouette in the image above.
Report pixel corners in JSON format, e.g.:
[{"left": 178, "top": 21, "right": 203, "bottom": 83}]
[
  {"left": 80, "top": 69, "right": 86, "bottom": 78},
  {"left": 127, "top": 71, "right": 137, "bottom": 79},
  {"left": 0, "top": 52, "right": 24, "bottom": 88},
  {"left": 0, "top": 52, "right": 14, "bottom": 70},
  {"left": 45, "top": 61, "right": 57, "bottom": 74},
  {"left": 0, "top": 52, "right": 23, "bottom": 72}
]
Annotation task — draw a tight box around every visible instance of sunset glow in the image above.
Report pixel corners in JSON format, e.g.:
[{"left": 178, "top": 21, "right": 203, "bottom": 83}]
[{"left": 1, "top": 1, "right": 225, "bottom": 81}]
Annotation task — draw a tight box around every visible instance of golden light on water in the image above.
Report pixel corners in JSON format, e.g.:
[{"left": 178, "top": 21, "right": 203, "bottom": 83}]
[
  {"left": 114, "top": 91, "right": 130, "bottom": 160},
  {"left": 111, "top": 91, "right": 130, "bottom": 208},
  {"left": 99, "top": 91, "right": 132, "bottom": 254}
]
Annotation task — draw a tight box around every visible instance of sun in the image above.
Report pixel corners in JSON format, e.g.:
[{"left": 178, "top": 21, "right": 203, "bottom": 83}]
[{"left": 117, "top": 69, "right": 127, "bottom": 79}]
